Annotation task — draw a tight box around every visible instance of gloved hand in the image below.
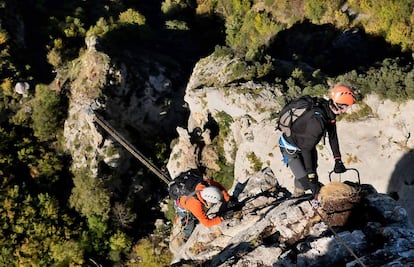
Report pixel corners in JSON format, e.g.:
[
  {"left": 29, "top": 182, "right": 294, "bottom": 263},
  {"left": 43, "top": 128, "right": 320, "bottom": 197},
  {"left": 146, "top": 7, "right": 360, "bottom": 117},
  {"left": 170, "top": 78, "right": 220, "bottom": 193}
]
[
  {"left": 334, "top": 159, "right": 346, "bottom": 173},
  {"left": 307, "top": 173, "right": 320, "bottom": 196},
  {"left": 221, "top": 210, "right": 234, "bottom": 220}
]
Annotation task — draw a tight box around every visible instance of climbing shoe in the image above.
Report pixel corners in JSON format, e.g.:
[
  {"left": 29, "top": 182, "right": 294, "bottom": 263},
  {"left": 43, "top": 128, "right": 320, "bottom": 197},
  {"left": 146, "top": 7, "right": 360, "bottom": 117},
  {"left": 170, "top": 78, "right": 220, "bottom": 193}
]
[{"left": 293, "top": 187, "right": 305, "bottom": 198}]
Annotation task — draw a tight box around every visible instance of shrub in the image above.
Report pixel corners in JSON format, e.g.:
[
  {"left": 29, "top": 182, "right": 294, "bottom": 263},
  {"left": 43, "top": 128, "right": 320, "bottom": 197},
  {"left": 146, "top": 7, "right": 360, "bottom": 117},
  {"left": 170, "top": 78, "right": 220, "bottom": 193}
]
[
  {"left": 70, "top": 168, "right": 111, "bottom": 221},
  {"left": 46, "top": 48, "right": 62, "bottom": 68},
  {"left": 213, "top": 45, "right": 233, "bottom": 58},
  {"left": 161, "top": 0, "right": 188, "bottom": 15},
  {"left": 1, "top": 78, "right": 13, "bottom": 96},
  {"left": 109, "top": 231, "right": 132, "bottom": 262},
  {"left": 87, "top": 18, "right": 113, "bottom": 38},
  {"left": 342, "top": 101, "right": 375, "bottom": 122},
  {"left": 164, "top": 199, "right": 176, "bottom": 223},
  {"left": 165, "top": 20, "right": 189, "bottom": 30},
  {"left": 0, "top": 28, "right": 8, "bottom": 45},
  {"left": 119, "top": 8, "right": 146, "bottom": 25},
  {"left": 31, "top": 84, "right": 65, "bottom": 142},
  {"left": 208, "top": 111, "right": 235, "bottom": 189},
  {"left": 126, "top": 238, "right": 172, "bottom": 267},
  {"left": 336, "top": 58, "right": 414, "bottom": 102},
  {"left": 304, "top": 0, "right": 325, "bottom": 23},
  {"left": 246, "top": 152, "right": 262, "bottom": 172}
]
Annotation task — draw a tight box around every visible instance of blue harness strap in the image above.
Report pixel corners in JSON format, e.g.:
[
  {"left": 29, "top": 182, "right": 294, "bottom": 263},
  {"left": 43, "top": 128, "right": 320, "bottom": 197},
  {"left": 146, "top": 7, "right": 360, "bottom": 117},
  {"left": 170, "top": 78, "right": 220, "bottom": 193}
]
[
  {"left": 279, "top": 135, "right": 300, "bottom": 151},
  {"left": 174, "top": 199, "right": 187, "bottom": 212},
  {"left": 279, "top": 135, "right": 300, "bottom": 165}
]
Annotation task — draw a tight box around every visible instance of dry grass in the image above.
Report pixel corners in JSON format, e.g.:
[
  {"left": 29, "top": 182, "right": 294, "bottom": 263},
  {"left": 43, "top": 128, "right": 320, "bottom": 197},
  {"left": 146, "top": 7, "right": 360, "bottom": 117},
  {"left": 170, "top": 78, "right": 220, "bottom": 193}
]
[{"left": 319, "top": 182, "right": 356, "bottom": 203}]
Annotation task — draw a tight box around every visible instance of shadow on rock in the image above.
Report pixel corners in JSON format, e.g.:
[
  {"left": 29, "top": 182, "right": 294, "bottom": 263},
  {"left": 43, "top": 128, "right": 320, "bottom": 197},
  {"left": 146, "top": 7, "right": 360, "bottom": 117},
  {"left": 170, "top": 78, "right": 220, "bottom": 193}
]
[{"left": 388, "top": 149, "right": 414, "bottom": 225}]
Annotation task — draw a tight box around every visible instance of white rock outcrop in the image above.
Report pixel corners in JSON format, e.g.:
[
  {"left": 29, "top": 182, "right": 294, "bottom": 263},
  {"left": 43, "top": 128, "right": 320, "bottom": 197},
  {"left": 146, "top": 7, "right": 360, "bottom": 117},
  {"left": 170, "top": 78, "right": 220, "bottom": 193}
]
[{"left": 167, "top": 54, "right": 414, "bottom": 225}]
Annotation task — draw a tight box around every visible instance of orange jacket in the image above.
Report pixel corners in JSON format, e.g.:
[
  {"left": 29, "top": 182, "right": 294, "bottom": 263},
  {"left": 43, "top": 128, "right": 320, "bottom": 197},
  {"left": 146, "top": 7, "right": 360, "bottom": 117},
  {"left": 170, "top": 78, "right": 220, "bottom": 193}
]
[{"left": 178, "top": 180, "right": 231, "bottom": 227}]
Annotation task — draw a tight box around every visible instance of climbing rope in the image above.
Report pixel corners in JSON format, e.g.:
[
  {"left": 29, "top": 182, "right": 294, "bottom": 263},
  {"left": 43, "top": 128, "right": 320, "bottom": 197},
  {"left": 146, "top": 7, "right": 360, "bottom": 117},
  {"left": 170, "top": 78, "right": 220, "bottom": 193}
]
[
  {"left": 91, "top": 109, "right": 171, "bottom": 184},
  {"left": 308, "top": 200, "right": 367, "bottom": 267}
]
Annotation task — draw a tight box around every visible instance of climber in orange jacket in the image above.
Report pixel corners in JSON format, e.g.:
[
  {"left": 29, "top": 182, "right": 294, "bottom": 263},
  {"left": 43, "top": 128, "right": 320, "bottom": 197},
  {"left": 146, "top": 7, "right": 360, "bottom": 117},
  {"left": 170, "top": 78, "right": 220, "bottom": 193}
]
[{"left": 175, "top": 179, "right": 232, "bottom": 238}]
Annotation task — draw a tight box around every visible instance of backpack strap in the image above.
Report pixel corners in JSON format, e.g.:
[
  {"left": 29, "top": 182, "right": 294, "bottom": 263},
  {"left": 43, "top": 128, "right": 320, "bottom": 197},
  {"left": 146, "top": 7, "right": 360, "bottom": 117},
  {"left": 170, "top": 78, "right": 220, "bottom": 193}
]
[
  {"left": 313, "top": 107, "right": 328, "bottom": 144},
  {"left": 183, "top": 181, "right": 209, "bottom": 206},
  {"left": 314, "top": 110, "right": 326, "bottom": 125}
]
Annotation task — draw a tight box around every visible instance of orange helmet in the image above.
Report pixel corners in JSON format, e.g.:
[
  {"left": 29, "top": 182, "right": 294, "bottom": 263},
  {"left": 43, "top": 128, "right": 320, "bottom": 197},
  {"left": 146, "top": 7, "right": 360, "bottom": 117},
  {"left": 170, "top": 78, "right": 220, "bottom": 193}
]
[{"left": 329, "top": 85, "right": 355, "bottom": 106}]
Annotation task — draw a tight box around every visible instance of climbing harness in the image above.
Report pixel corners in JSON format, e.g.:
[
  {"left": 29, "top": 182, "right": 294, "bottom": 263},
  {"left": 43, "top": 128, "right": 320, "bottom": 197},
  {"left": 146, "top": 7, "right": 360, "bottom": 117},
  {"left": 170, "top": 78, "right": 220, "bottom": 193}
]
[
  {"left": 279, "top": 135, "right": 300, "bottom": 154},
  {"left": 279, "top": 135, "right": 301, "bottom": 165},
  {"left": 90, "top": 107, "right": 172, "bottom": 184},
  {"left": 174, "top": 202, "right": 193, "bottom": 233}
]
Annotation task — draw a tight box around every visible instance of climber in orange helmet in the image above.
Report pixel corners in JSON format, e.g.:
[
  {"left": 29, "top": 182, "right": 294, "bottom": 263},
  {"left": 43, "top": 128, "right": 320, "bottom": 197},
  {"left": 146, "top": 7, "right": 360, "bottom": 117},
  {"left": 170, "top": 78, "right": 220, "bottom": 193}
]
[{"left": 278, "top": 85, "right": 356, "bottom": 197}]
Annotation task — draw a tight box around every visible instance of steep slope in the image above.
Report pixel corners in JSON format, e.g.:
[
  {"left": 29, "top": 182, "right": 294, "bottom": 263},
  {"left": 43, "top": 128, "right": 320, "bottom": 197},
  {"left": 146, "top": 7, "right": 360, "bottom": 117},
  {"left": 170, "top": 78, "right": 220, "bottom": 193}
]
[
  {"left": 166, "top": 53, "right": 414, "bottom": 265},
  {"left": 169, "top": 168, "right": 414, "bottom": 266},
  {"left": 167, "top": 53, "right": 414, "bottom": 224}
]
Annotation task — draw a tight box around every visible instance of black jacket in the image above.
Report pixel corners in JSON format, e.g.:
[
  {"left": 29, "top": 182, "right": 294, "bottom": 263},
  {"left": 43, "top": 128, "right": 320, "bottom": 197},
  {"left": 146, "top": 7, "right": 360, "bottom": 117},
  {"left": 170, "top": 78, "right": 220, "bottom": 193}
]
[{"left": 284, "top": 98, "right": 340, "bottom": 174}]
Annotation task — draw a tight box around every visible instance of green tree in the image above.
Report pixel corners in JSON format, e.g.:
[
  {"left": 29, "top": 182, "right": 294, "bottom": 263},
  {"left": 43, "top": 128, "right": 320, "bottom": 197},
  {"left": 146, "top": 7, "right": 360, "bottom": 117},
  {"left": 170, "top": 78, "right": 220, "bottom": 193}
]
[
  {"left": 0, "top": 182, "right": 84, "bottom": 266},
  {"left": 31, "top": 84, "right": 65, "bottom": 142},
  {"left": 126, "top": 238, "right": 172, "bottom": 267},
  {"left": 69, "top": 168, "right": 111, "bottom": 220},
  {"left": 304, "top": 0, "right": 326, "bottom": 23},
  {"left": 0, "top": 127, "right": 17, "bottom": 176},
  {"left": 336, "top": 58, "right": 413, "bottom": 102},
  {"left": 49, "top": 240, "right": 84, "bottom": 266},
  {"left": 87, "top": 17, "right": 114, "bottom": 38},
  {"left": 404, "top": 69, "right": 414, "bottom": 98},
  {"left": 348, "top": 0, "right": 414, "bottom": 51},
  {"left": 222, "top": 0, "right": 252, "bottom": 54},
  {"left": 86, "top": 215, "right": 109, "bottom": 254},
  {"left": 119, "top": 8, "right": 146, "bottom": 25},
  {"left": 109, "top": 231, "right": 132, "bottom": 262}
]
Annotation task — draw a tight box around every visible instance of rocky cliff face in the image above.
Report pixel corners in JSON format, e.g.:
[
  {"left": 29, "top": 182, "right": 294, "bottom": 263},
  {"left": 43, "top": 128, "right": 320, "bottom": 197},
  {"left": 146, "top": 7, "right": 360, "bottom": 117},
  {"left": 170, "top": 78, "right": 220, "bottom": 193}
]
[
  {"left": 169, "top": 168, "right": 414, "bottom": 266},
  {"left": 60, "top": 36, "right": 190, "bottom": 218},
  {"left": 166, "top": 53, "right": 414, "bottom": 265},
  {"left": 167, "top": 53, "right": 414, "bottom": 224},
  {"left": 60, "top": 36, "right": 414, "bottom": 266}
]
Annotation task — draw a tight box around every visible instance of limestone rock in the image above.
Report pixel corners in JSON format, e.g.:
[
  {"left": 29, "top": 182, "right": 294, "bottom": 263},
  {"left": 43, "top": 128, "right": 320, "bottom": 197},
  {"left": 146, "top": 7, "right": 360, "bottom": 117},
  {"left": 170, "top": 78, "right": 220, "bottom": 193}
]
[
  {"left": 170, "top": 169, "right": 414, "bottom": 266},
  {"left": 177, "top": 54, "right": 414, "bottom": 227},
  {"left": 15, "top": 81, "right": 30, "bottom": 97}
]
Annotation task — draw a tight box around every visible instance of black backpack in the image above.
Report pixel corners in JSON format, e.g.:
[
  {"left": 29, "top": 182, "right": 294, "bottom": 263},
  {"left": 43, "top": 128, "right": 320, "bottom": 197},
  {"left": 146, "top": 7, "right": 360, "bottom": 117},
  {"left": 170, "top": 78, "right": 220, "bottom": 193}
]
[
  {"left": 276, "top": 95, "right": 320, "bottom": 137},
  {"left": 168, "top": 170, "right": 206, "bottom": 200}
]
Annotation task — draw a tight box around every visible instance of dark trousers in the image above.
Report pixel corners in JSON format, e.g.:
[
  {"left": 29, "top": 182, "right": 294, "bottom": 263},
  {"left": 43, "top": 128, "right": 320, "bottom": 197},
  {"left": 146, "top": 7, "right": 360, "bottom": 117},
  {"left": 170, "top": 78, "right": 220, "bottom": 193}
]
[{"left": 280, "top": 147, "right": 318, "bottom": 191}]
